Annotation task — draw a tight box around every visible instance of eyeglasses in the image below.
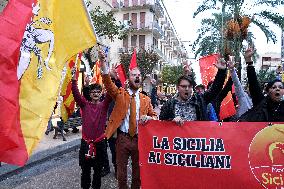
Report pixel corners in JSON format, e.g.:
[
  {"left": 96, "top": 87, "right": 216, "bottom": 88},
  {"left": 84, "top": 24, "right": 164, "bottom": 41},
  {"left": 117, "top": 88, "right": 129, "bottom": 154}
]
[
  {"left": 90, "top": 90, "right": 101, "bottom": 94},
  {"left": 179, "top": 85, "right": 192, "bottom": 89}
]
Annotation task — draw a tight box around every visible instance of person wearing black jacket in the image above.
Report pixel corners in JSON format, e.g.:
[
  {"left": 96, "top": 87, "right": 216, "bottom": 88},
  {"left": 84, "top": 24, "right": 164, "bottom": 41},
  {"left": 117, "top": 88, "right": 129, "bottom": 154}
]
[
  {"left": 239, "top": 48, "right": 284, "bottom": 122},
  {"left": 211, "top": 77, "right": 234, "bottom": 120},
  {"left": 159, "top": 59, "right": 227, "bottom": 124}
]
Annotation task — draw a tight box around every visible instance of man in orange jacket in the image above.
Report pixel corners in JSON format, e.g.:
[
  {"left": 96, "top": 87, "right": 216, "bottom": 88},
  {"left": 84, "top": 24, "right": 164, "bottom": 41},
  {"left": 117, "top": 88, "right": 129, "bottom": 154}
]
[{"left": 99, "top": 50, "right": 156, "bottom": 189}]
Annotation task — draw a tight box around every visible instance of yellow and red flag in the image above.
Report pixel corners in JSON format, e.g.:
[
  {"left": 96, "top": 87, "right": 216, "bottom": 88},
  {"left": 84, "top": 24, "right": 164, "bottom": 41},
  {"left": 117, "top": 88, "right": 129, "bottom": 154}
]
[
  {"left": 60, "top": 53, "right": 82, "bottom": 122},
  {"left": 92, "top": 59, "right": 102, "bottom": 85},
  {"left": 0, "top": 0, "right": 96, "bottom": 166}
]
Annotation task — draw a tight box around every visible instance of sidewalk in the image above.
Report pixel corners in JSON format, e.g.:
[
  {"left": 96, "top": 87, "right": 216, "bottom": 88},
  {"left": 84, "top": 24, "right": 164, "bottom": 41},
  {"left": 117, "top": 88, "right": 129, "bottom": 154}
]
[{"left": 0, "top": 126, "right": 82, "bottom": 181}]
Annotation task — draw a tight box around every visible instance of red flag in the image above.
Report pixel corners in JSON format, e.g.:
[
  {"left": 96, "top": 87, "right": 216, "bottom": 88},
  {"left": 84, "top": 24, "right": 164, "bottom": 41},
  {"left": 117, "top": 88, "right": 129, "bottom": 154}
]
[
  {"left": 199, "top": 54, "right": 236, "bottom": 120},
  {"left": 116, "top": 63, "right": 127, "bottom": 88},
  {"left": 0, "top": 0, "right": 35, "bottom": 166},
  {"left": 129, "top": 48, "right": 137, "bottom": 71},
  {"left": 139, "top": 121, "right": 271, "bottom": 189},
  {"left": 199, "top": 54, "right": 219, "bottom": 87}
]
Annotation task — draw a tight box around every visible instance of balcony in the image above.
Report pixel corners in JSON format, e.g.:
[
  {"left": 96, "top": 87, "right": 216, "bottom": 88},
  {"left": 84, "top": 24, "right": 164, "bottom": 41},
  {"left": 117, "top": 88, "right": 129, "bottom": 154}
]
[
  {"left": 163, "top": 22, "right": 170, "bottom": 29},
  {"left": 118, "top": 47, "right": 130, "bottom": 54},
  {"left": 131, "top": 24, "right": 152, "bottom": 34},
  {"left": 118, "top": 46, "right": 155, "bottom": 54},
  {"left": 112, "top": 0, "right": 154, "bottom": 11},
  {"left": 154, "top": 0, "right": 164, "bottom": 18},
  {"left": 153, "top": 21, "right": 163, "bottom": 39},
  {"left": 160, "top": 37, "right": 167, "bottom": 44},
  {"left": 160, "top": 17, "right": 167, "bottom": 24},
  {"left": 154, "top": 48, "right": 167, "bottom": 63}
]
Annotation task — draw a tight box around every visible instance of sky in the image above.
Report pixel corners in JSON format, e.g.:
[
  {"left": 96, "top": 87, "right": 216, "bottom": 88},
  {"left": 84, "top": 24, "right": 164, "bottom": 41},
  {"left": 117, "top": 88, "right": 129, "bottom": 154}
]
[{"left": 163, "top": 0, "right": 283, "bottom": 83}]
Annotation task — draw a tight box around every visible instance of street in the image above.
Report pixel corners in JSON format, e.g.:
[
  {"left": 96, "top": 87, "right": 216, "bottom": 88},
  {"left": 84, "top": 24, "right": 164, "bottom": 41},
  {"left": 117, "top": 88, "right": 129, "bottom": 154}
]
[{"left": 0, "top": 148, "right": 126, "bottom": 189}]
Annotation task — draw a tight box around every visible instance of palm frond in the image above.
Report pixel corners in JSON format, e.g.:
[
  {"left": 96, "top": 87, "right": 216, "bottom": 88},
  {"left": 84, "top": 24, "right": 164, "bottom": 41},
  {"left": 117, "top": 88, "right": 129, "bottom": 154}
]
[
  {"left": 254, "top": 0, "right": 284, "bottom": 7},
  {"left": 194, "top": 36, "right": 220, "bottom": 58},
  {"left": 246, "top": 31, "right": 256, "bottom": 45},
  {"left": 193, "top": 0, "right": 218, "bottom": 18},
  {"left": 251, "top": 19, "right": 277, "bottom": 43},
  {"left": 257, "top": 11, "right": 284, "bottom": 29}
]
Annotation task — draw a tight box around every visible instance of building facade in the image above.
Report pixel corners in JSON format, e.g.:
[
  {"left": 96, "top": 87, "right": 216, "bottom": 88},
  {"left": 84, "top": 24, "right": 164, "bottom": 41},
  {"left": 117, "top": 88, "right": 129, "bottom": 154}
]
[
  {"left": 109, "top": 0, "right": 188, "bottom": 72},
  {"left": 260, "top": 52, "right": 281, "bottom": 71}
]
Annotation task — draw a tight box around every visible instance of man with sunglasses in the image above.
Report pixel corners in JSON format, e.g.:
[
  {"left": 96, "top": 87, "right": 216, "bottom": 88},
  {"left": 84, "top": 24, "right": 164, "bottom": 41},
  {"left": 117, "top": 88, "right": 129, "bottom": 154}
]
[{"left": 159, "top": 59, "right": 227, "bottom": 125}]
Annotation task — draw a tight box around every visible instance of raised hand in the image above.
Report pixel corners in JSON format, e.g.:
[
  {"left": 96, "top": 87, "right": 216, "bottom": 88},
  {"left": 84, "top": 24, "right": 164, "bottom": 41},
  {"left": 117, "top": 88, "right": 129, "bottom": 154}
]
[
  {"left": 183, "top": 61, "right": 192, "bottom": 76},
  {"left": 71, "top": 67, "right": 77, "bottom": 81},
  {"left": 244, "top": 48, "right": 254, "bottom": 63},
  {"left": 214, "top": 58, "right": 227, "bottom": 70},
  {"left": 227, "top": 56, "right": 236, "bottom": 70},
  {"left": 110, "top": 63, "right": 118, "bottom": 79},
  {"left": 84, "top": 75, "right": 90, "bottom": 86},
  {"left": 98, "top": 50, "right": 107, "bottom": 71}
]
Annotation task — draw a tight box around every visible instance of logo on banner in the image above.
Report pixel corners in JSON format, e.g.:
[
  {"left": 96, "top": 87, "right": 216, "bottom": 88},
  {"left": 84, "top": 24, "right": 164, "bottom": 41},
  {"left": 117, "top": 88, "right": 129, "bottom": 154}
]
[
  {"left": 249, "top": 124, "right": 284, "bottom": 189},
  {"left": 17, "top": 2, "right": 54, "bottom": 80}
]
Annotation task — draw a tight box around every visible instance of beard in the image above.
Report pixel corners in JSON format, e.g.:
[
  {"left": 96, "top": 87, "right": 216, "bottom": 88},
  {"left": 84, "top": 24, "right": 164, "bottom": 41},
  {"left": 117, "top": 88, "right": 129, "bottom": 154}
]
[{"left": 129, "top": 81, "right": 140, "bottom": 90}]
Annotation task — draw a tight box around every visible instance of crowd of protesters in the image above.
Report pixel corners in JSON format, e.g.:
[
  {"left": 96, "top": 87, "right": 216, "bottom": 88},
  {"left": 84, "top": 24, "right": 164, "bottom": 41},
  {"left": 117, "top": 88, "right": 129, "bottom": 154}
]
[{"left": 62, "top": 47, "right": 284, "bottom": 189}]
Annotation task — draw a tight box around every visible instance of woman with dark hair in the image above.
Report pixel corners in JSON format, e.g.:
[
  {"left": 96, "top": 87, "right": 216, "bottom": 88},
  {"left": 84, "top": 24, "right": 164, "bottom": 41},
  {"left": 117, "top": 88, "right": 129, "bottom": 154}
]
[{"left": 239, "top": 48, "right": 284, "bottom": 122}]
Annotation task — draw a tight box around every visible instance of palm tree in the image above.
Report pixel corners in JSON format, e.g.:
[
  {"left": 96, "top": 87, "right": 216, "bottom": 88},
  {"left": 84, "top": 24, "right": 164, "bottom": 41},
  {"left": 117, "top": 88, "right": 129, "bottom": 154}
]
[{"left": 193, "top": 0, "right": 284, "bottom": 77}]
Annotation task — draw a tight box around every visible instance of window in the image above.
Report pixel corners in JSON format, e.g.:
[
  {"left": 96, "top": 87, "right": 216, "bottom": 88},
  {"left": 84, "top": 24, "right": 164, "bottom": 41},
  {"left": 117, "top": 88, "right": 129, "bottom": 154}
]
[
  {"left": 140, "top": 0, "right": 146, "bottom": 5},
  {"left": 123, "top": 13, "right": 129, "bottom": 21},
  {"left": 262, "top": 57, "right": 271, "bottom": 61},
  {"left": 123, "top": 36, "right": 128, "bottom": 49},
  {"left": 131, "top": 35, "right": 137, "bottom": 48},
  {"left": 112, "top": 0, "right": 118, "bottom": 8},
  {"left": 131, "top": 13, "right": 138, "bottom": 28},
  {"left": 140, "top": 12, "right": 146, "bottom": 28},
  {"left": 132, "top": 0, "right": 138, "bottom": 6},
  {"left": 124, "top": 0, "right": 129, "bottom": 7},
  {"left": 153, "top": 37, "right": 158, "bottom": 49},
  {"left": 139, "top": 35, "right": 145, "bottom": 49}
]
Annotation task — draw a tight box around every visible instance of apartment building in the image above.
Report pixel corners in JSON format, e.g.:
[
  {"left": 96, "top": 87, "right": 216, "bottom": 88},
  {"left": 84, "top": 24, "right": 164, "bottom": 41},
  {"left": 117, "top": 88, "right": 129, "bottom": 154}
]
[{"left": 109, "top": 0, "right": 188, "bottom": 72}]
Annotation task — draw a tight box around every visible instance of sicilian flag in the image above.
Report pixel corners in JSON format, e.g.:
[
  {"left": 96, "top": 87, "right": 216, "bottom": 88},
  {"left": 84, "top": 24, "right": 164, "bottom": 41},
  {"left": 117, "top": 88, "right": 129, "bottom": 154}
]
[
  {"left": 0, "top": 0, "right": 97, "bottom": 166},
  {"left": 199, "top": 54, "right": 236, "bottom": 120},
  {"left": 60, "top": 53, "right": 82, "bottom": 122},
  {"left": 129, "top": 48, "right": 137, "bottom": 71},
  {"left": 92, "top": 59, "right": 102, "bottom": 84}
]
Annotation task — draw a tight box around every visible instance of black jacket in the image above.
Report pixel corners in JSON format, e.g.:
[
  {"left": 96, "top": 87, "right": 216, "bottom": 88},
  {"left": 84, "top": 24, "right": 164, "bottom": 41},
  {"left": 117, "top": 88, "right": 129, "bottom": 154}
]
[
  {"left": 239, "top": 66, "right": 284, "bottom": 122},
  {"left": 159, "top": 69, "right": 227, "bottom": 121},
  {"left": 211, "top": 77, "right": 233, "bottom": 119}
]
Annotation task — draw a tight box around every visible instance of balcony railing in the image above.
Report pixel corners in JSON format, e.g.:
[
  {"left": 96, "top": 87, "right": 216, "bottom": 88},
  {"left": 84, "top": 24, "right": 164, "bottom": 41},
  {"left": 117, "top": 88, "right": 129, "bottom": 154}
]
[
  {"left": 118, "top": 46, "right": 153, "bottom": 54},
  {"left": 154, "top": 0, "right": 164, "bottom": 18},
  {"left": 131, "top": 24, "right": 152, "bottom": 32},
  {"left": 153, "top": 21, "right": 163, "bottom": 39},
  {"left": 112, "top": 0, "right": 154, "bottom": 11}
]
